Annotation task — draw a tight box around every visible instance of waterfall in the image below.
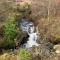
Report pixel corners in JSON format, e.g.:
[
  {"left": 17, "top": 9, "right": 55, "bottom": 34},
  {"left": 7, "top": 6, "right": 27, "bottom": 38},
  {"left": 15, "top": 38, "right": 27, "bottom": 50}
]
[{"left": 20, "top": 18, "right": 39, "bottom": 48}]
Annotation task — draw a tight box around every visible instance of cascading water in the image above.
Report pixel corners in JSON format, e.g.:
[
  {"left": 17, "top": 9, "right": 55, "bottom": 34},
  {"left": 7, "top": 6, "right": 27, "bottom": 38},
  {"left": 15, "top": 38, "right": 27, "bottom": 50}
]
[{"left": 20, "top": 18, "right": 39, "bottom": 48}]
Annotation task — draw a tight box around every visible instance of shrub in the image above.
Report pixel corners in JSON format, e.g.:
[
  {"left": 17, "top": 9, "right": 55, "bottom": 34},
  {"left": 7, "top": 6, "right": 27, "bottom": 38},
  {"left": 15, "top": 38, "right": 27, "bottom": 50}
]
[
  {"left": 16, "top": 2, "right": 31, "bottom": 18},
  {"left": 4, "top": 16, "right": 17, "bottom": 40},
  {"left": 3, "top": 15, "right": 17, "bottom": 49},
  {"left": 17, "top": 2, "right": 31, "bottom": 13},
  {"left": 17, "top": 48, "right": 32, "bottom": 60}
]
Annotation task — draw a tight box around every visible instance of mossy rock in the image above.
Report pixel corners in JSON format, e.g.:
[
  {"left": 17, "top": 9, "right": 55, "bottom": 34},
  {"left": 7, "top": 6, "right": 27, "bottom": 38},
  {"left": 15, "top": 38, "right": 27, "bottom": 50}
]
[
  {"left": 17, "top": 2, "right": 31, "bottom": 14},
  {"left": 54, "top": 35, "right": 60, "bottom": 44}
]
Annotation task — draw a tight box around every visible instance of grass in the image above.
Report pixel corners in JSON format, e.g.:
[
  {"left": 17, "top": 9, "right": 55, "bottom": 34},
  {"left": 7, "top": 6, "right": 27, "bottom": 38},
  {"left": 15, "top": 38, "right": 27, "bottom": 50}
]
[{"left": 17, "top": 48, "right": 32, "bottom": 60}]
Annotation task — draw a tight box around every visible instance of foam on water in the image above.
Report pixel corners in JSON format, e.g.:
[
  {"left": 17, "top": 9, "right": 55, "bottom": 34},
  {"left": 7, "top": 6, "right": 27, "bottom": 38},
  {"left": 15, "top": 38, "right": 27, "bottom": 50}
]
[{"left": 20, "top": 18, "right": 39, "bottom": 48}]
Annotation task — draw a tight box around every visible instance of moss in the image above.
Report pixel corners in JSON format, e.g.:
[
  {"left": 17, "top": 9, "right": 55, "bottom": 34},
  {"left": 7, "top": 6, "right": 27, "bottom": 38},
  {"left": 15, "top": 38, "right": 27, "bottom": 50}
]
[
  {"left": 17, "top": 48, "right": 32, "bottom": 60},
  {"left": 1, "top": 15, "right": 17, "bottom": 49},
  {"left": 54, "top": 35, "right": 60, "bottom": 44},
  {"left": 4, "top": 15, "right": 17, "bottom": 40}
]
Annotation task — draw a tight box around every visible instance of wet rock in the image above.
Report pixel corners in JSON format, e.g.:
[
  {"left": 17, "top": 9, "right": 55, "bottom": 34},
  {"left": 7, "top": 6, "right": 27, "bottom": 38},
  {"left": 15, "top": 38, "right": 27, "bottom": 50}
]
[
  {"left": 0, "top": 25, "right": 4, "bottom": 37},
  {"left": 20, "top": 32, "right": 29, "bottom": 45},
  {"left": 16, "top": 31, "right": 29, "bottom": 48}
]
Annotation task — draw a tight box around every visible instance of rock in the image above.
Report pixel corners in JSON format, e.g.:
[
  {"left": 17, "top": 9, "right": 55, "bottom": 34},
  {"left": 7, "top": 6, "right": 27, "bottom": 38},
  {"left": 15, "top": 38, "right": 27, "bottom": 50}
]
[
  {"left": 0, "top": 25, "right": 4, "bottom": 37},
  {"left": 54, "top": 44, "right": 60, "bottom": 54},
  {"left": 0, "top": 53, "right": 17, "bottom": 60}
]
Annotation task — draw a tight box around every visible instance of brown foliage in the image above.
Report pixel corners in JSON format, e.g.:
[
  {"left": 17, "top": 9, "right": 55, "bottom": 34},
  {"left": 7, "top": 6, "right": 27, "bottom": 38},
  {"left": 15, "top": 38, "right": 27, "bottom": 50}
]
[{"left": 24, "top": 0, "right": 60, "bottom": 43}]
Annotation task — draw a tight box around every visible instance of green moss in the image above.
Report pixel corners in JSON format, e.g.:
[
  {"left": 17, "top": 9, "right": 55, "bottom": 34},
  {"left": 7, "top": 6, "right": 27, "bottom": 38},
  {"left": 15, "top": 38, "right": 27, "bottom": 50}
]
[
  {"left": 4, "top": 15, "right": 17, "bottom": 40},
  {"left": 17, "top": 48, "right": 32, "bottom": 60},
  {"left": 3, "top": 15, "right": 17, "bottom": 48}
]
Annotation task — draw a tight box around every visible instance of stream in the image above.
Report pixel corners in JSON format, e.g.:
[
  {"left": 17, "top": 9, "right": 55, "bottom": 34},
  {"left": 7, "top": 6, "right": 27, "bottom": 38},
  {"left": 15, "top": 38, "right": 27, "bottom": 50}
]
[{"left": 20, "top": 18, "right": 39, "bottom": 48}]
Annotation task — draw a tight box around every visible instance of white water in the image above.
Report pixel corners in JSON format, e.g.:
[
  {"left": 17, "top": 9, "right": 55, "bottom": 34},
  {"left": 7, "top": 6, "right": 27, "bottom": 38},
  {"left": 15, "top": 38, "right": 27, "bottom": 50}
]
[{"left": 20, "top": 18, "right": 39, "bottom": 48}]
